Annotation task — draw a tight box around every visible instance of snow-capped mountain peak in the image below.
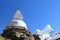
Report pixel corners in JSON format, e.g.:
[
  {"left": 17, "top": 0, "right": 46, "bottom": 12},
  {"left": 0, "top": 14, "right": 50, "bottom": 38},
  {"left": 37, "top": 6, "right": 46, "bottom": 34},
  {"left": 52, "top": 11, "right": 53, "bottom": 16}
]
[
  {"left": 42, "top": 24, "right": 54, "bottom": 34},
  {"left": 36, "top": 29, "right": 42, "bottom": 36}
]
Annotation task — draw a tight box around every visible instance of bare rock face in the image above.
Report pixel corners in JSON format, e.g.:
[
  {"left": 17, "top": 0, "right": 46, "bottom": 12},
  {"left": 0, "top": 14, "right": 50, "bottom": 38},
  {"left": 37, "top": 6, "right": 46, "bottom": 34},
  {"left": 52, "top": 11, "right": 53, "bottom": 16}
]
[
  {"left": 30, "top": 36, "right": 35, "bottom": 40},
  {"left": 33, "top": 35, "right": 41, "bottom": 40}
]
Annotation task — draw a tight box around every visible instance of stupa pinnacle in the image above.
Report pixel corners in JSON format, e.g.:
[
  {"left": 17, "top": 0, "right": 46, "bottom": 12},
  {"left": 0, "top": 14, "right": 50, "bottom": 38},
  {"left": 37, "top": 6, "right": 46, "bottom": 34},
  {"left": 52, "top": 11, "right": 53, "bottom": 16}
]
[{"left": 13, "top": 10, "right": 23, "bottom": 20}]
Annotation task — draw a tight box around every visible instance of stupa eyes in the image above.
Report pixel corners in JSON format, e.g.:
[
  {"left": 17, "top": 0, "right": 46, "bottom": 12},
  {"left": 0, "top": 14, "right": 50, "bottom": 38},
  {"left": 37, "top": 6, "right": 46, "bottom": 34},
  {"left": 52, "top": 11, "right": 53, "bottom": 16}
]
[{"left": 12, "top": 21, "right": 17, "bottom": 25}]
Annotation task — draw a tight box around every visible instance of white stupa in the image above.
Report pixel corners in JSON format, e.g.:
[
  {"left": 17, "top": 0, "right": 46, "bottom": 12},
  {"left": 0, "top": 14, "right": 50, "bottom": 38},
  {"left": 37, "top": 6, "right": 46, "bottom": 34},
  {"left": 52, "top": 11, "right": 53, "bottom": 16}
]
[{"left": 6, "top": 10, "right": 28, "bottom": 30}]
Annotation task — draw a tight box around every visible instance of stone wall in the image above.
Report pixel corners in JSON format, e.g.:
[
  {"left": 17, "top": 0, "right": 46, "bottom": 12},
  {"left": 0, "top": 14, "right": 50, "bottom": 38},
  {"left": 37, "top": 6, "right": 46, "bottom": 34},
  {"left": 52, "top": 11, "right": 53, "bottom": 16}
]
[{"left": 0, "top": 35, "right": 5, "bottom": 40}]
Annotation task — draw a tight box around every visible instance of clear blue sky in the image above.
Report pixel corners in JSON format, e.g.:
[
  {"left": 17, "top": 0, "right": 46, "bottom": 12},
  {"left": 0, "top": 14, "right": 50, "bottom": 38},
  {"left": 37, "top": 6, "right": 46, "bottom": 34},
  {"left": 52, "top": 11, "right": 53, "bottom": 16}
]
[{"left": 0, "top": 0, "right": 60, "bottom": 34}]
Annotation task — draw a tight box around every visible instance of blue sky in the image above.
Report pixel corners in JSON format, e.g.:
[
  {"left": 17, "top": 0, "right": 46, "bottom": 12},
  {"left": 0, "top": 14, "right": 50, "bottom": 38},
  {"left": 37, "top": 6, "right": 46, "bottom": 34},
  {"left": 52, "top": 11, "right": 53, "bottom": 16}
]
[{"left": 0, "top": 0, "right": 60, "bottom": 34}]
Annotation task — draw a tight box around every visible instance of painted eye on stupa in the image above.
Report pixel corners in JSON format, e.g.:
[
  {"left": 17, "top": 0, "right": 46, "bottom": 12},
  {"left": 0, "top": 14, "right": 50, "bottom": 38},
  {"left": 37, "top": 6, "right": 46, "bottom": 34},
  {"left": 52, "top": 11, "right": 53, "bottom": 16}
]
[{"left": 12, "top": 21, "right": 17, "bottom": 24}]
